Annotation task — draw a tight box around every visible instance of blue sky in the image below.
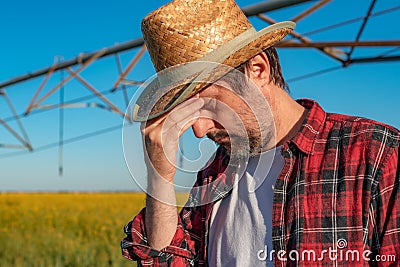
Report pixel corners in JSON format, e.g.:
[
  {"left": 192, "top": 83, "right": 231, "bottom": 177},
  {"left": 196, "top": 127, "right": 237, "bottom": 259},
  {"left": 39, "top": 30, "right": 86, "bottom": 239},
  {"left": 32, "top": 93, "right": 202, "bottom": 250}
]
[{"left": 0, "top": 0, "right": 399, "bottom": 191}]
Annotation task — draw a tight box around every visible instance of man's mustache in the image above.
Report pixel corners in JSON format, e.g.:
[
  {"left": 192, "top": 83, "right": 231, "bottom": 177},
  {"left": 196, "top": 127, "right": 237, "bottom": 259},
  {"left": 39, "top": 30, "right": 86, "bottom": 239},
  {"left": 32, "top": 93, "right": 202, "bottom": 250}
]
[{"left": 207, "top": 131, "right": 229, "bottom": 141}]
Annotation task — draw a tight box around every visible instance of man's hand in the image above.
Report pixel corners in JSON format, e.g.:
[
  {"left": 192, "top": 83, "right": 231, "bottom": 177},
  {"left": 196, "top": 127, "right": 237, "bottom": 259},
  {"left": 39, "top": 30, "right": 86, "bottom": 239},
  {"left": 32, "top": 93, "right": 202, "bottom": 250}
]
[
  {"left": 141, "top": 96, "right": 204, "bottom": 250},
  {"left": 142, "top": 96, "right": 204, "bottom": 182}
]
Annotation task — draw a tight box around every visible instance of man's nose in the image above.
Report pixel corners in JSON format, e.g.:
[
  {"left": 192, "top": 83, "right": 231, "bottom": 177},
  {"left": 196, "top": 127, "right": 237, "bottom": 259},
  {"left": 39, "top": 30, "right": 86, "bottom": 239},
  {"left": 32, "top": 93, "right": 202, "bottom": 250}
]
[{"left": 192, "top": 117, "right": 215, "bottom": 138}]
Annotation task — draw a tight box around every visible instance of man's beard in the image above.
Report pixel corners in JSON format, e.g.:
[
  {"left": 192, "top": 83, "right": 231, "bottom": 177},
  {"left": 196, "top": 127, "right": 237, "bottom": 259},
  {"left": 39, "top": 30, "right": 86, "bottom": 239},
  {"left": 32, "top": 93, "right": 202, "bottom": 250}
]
[{"left": 207, "top": 128, "right": 271, "bottom": 159}]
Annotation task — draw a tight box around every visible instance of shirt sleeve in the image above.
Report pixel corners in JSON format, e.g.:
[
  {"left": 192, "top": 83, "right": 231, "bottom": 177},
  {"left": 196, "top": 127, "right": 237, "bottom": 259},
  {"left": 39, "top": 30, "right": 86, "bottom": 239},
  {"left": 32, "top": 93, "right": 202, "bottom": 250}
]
[
  {"left": 369, "top": 145, "right": 400, "bottom": 266},
  {"left": 121, "top": 207, "right": 197, "bottom": 266}
]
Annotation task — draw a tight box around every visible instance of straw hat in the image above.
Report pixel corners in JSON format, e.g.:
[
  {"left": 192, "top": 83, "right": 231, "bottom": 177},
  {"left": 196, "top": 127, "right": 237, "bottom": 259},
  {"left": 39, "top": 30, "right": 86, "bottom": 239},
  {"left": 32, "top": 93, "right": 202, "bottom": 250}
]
[{"left": 133, "top": 0, "right": 295, "bottom": 121}]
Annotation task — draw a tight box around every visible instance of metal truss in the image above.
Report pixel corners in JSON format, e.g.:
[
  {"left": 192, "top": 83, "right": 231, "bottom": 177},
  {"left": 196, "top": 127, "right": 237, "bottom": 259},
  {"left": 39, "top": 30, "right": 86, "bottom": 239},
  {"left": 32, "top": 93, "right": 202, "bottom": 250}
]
[
  {"left": 0, "top": 90, "right": 32, "bottom": 150},
  {"left": 0, "top": 0, "right": 399, "bottom": 156}
]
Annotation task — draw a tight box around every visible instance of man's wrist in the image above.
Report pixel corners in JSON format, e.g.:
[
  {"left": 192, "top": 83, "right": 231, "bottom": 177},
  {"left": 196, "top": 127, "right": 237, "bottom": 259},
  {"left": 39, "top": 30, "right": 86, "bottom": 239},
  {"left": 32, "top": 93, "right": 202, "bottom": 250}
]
[{"left": 147, "top": 172, "right": 176, "bottom": 205}]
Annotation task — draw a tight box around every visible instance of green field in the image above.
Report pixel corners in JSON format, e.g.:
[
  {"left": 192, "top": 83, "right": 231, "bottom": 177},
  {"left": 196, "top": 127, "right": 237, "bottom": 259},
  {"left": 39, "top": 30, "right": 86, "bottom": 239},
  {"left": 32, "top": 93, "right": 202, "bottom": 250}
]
[{"left": 0, "top": 192, "right": 188, "bottom": 267}]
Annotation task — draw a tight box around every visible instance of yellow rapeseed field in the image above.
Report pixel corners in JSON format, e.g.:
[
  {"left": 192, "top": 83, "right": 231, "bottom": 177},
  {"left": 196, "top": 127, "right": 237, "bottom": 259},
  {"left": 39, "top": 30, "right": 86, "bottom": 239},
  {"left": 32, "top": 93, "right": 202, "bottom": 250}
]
[{"left": 0, "top": 192, "right": 189, "bottom": 267}]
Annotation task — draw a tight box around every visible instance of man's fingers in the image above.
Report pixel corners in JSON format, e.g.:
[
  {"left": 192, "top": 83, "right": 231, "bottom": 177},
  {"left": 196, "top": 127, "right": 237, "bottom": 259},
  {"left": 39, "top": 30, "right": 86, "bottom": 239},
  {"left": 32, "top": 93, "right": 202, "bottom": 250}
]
[
  {"left": 142, "top": 97, "right": 204, "bottom": 134},
  {"left": 163, "top": 98, "right": 204, "bottom": 132},
  {"left": 163, "top": 109, "right": 200, "bottom": 136},
  {"left": 168, "top": 98, "right": 204, "bottom": 122},
  {"left": 141, "top": 111, "right": 169, "bottom": 131}
]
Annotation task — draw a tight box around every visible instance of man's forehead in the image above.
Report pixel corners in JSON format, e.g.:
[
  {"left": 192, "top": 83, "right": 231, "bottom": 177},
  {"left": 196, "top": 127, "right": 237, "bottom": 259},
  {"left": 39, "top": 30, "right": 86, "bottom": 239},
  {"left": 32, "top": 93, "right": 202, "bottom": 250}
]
[{"left": 197, "top": 82, "right": 234, "bottom": 98}]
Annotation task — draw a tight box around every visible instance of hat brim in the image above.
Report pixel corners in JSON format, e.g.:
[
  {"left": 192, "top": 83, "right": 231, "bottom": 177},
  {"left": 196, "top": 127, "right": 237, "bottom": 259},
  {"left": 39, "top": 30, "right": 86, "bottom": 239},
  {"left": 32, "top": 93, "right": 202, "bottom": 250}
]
[{"left": 132, "top": 21, "right": 295, "bottom": 122}]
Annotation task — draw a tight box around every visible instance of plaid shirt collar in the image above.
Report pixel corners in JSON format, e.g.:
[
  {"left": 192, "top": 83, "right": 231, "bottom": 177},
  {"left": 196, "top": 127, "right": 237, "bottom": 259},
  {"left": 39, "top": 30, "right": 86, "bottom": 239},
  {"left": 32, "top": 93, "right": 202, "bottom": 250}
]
[{"left": 290, "top": 99, "right": 327, "bottom": 155}]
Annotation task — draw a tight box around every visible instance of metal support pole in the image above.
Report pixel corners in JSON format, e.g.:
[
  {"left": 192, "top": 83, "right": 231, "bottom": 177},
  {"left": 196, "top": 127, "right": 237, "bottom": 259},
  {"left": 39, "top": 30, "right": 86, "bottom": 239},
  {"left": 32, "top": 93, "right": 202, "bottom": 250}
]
[
  {"left": 113, "top": 45, "right": 147, "bottom": 90},
  {"left": 258, "top": 13, "right": 345, "bottom": 62},
  {"left": 291, "top": 0, "right": 331, "bottom": 22},
  {"left": 346, "top": 0, "right": 377, "bottom": 58},
  {"left": 242, "top": 0, "right": 312, "bottom": 16},
  {"left": 58, "top": 69, "right": 65, "bottom": 176},
  {"left": 115, "top": 53, "right": 130, "bottom": 108},
  {"left": 277, "top": 40, "right": 400, "bottom": 48},
  {"left": 3, "top": 91, "right": 32, "bottom": 150}
]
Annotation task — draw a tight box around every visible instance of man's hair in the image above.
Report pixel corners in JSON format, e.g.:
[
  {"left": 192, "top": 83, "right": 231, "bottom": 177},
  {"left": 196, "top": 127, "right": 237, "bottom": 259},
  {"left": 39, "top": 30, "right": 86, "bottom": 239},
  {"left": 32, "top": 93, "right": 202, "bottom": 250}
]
[{"left": 233, "top": 46, "right": 289, "bottom": 93}]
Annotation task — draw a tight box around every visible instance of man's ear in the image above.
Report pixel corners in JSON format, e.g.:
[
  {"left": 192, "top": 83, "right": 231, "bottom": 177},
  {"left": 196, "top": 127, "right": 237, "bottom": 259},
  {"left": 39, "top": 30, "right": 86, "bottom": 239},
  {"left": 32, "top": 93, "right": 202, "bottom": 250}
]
[{"left": 246, "top": 52, "right": 270, "bottom": 87}]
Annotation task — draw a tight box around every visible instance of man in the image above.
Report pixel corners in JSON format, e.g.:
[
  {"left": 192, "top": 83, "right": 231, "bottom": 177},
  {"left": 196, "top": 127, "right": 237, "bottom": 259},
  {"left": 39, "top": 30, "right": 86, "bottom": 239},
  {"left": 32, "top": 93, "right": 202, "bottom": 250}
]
[{"left": 121, "top": 0, "right": 400, "bottom": 266}]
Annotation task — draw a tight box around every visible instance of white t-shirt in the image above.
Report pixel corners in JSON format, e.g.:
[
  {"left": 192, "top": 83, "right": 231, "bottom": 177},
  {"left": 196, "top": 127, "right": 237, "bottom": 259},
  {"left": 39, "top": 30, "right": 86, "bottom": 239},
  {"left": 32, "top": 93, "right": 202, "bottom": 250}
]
[{"left": 208, "top": 146, "right": 284, "bottom": 266}]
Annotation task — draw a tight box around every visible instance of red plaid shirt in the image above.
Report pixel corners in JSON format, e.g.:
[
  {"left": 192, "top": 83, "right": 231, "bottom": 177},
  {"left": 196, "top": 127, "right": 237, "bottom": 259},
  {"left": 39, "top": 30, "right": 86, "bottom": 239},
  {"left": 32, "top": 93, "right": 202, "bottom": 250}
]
[{"left": 121, "top": 100, "right": 400, "bottom": 266}]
